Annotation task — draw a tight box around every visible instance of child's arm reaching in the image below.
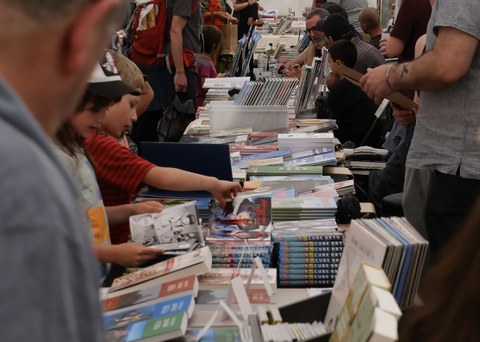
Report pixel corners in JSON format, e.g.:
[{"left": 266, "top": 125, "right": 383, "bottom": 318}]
[{"left": 144, "top": 167, "right": 242, "bottom": 206}]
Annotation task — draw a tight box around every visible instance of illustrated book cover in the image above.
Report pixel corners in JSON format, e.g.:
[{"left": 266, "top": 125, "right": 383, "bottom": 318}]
[{"left": 208, "top": 195, "right": 272, "bottom": 239}]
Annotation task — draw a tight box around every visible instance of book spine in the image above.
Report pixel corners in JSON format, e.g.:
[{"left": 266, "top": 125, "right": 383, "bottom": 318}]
[
  {"left": 211, "top": 251, "right": 271, "bottom": 258},
  {"left": 278, "top": 258, "right": 341, "bottom": 265},
  {"left": 278, "top": 279, "right": 334, "bottom": 286},
  {"left": 274, "top": 240, "right": 343, "bottom": 247},
  {"left": 278, "top": 268, "right": 338, "bottom": 275},
  {"left": 278, "top": 274, "right": 336, "bottom": 280},
  {"left": 212, "top": 256, "right": 271, "bottom": 263},
  {"left": 273, "top": 236, "right": 343, "bottom": 242}
]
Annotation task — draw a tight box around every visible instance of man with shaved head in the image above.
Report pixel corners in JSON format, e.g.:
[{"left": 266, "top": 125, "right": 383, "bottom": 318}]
[
  {"left": 0, "top": 0, "right": 124, "bottom": 341},
  {"left": 359, "top": 7, "right": 383, "bottom": 49}
]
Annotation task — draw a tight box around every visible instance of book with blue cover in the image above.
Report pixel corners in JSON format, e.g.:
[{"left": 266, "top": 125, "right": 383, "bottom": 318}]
[
  {"left": 104, "top": 294, "right": 194, "bottom": 330},
  {"left": 104, "top": 311, "right": 188, "bottom": 342}
]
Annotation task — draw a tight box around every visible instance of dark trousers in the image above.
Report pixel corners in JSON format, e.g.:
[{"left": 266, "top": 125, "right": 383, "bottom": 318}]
[
  {"left": 131, "top": 65, "right": 197, "bottom": 153},
  {"left": 424, "top": 170, "right": 480, "bottom": 261}
]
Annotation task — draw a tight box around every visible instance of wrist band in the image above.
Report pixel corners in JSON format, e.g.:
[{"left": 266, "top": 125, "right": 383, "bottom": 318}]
[{"left": 386, "top": 64, "right": 396, "bottom": 91}]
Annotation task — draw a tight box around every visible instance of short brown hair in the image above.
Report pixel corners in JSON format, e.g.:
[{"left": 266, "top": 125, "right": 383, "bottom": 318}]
[{"left": 107, "top": 50, "right": 145, "bottom": 94}]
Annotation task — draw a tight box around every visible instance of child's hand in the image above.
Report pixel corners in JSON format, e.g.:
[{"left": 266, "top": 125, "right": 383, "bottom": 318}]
[
  {"left": 114, "top": 243, "right": 164, "bottom": 267},
  {"left": 132, "top": 201, "right": 164, "bottom": 215},
  {"left": 209, "top": 180, "right": 242, "bottom": 207}
]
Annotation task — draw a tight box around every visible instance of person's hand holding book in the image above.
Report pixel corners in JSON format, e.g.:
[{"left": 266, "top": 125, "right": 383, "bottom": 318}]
[{"left": 208, "top": 179, "right": 242, "bottom": 207}]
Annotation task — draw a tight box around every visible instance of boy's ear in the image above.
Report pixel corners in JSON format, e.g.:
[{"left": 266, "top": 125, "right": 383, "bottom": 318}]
[
  {"left": 335, "top": 60, "right": 343, "bottom": 67},
  {"left": 61, "top": 0, "right": 120, "bottom": 76}
]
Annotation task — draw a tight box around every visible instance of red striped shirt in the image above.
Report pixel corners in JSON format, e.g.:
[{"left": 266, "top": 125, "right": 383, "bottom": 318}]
[{"left": 84, "top": 133, "right": 155, "bottom": 244}]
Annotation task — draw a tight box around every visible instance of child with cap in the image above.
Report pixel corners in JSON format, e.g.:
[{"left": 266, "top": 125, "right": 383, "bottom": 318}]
[
  {"left": 84, "top": 52, "right": 242, "bottom": 246},
  {"left": 55, "top": 51, "right": 165, "bottom": 285}
]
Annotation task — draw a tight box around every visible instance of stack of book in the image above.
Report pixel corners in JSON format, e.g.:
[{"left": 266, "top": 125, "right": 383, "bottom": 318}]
[
  {"left": 271, "top": 219, "right": 344, "bottom": 288},
  {"left": 278, "top": 132, "right": 335, "bottom": 154},
  {"left": 326, "top": 217, "right": 428, "bottom": 326},
  {"left": 207, "top": 194, "right": 273, "bottom": 268},
  {"left": 329, "top": 263, "right": 402, "bottom": 342},
  {"left": 247, "top": 165, "right": 325, "bottom": 178},
  {"left": 102, "top": 275, "right": 199, "bottom": 342},
  {"left": 271, "top": 197, "right": 337, "bottom": 221},
  {"left": 344, "top": 146, "right": 388, "bottom": 176},
  {"left": 198, "top": 267, "right": 277, "bottom": 303}
]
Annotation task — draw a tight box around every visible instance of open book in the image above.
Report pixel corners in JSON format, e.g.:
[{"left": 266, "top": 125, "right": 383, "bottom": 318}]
[{"left": 129, "top": 201, "right": 203, "bottom": 254}]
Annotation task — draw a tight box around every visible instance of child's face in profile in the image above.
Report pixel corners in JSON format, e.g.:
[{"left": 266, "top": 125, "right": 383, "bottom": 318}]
[
  {"left": 103, "top": 94, "right": 140, "bottom": 139},
  {"left": 71, "top": 104, "right": 107, "bottom": 138},
  {"left": 327, "top": 53, "right": 342, "bottom": 77}
]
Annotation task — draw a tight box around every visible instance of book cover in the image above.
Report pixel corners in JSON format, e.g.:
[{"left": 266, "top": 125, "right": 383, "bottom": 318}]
[
  {"left": 129, "top": 201, "right": 204, "bottom": 251},
  {"left": 109, "top": 247, "right": 212, "bottom": 292},
  {"left": 208, "top": 196, "right": 272, "bottom": 239},
  {"left": 104, "top": 294, "right": 194, "bottom": 330},
  {"left": 105, "top": 311, "right": 188, "bottom": 342},
  {"left": 102, "top": 275, "right": 198, "bottom": 312}
]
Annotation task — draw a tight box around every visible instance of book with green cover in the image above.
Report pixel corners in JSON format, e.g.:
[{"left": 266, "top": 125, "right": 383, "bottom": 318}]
[{"left": 105, "top": 311, "right": 188, "bottom": 342}]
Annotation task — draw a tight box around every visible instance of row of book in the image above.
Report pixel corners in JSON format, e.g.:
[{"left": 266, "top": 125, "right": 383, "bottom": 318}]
[
  {"left": 272, "top": 219, "right": 344, "bottom": 288},
  {"left": 326, "top": 217, "right": 428, "bottom": 328},
  {"left": 234, "top": 77, "right": 298, "bottom": 106}
]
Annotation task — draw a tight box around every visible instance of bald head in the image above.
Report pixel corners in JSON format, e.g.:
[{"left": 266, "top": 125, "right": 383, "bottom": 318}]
[{"left": 359, "top": 7, "right": 380, "bottom": 31}]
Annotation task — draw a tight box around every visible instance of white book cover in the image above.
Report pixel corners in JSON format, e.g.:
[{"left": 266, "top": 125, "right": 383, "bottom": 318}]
[{"left": 129, "top": 201, "right": 204, "bottom": 251}]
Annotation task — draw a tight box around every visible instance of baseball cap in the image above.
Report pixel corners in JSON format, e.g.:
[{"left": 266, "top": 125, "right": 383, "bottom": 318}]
[
  {"left": 315, "top": 13, "right": 353, "bottom": 41},
  {"left": 87, "top": 51, "right": 141, "bottom": 98}
]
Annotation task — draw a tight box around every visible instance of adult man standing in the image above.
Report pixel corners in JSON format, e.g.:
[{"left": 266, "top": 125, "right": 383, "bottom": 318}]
[
  {"left": 0, "top": 0, "right": 122, "bottom": 341},
  {"left": 358, "top": 7, "right": 383, "bottom": 49},
  {"left": 132, "top": 0, "right": 201, "bottom": 143},
  {"left": 360, "top": 0, "right": 480, "bottom": 261},
  {"left": 326, "top": 0, "right": 368, "bottom": 32}
]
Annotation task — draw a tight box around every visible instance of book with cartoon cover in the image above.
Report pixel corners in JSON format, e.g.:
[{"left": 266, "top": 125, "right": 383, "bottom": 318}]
[
  {"left": 208, "top": 195, "right": 272, "bottom": 239},
  {"left": 129, "top": 201, "right": 203, "bottom": 254}
]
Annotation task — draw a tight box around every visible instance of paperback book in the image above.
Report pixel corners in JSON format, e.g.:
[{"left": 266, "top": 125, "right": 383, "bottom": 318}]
[
  {"left": 209, "top": 195, "right": 272, "bottom": 239},
  {"left": 104, "top": 311, "right": 188, "bottom": 342},
  {"left": 102, "top": 275, "right": 198, "bottom": 312},
  {"left": 109, "top": 247, "right": 212, "bottom": 292},
  {"left": 129, "top": 201, "right": 203, "bottom": 254},
  {"left": 104, "top": 294, "right": 194, "bottom": 330}
]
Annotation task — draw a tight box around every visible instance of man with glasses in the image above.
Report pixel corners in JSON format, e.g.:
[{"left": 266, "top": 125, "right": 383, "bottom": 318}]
[{"left": 280, "top": 8, "right": 329, "bottom": 78}]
